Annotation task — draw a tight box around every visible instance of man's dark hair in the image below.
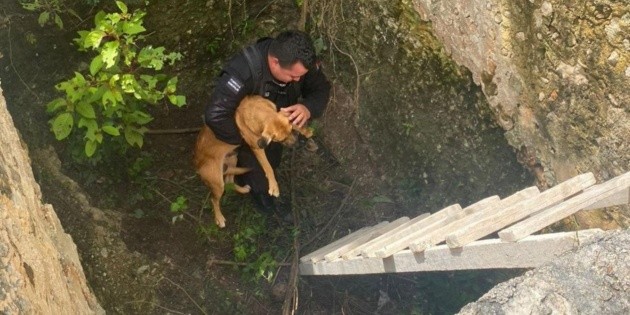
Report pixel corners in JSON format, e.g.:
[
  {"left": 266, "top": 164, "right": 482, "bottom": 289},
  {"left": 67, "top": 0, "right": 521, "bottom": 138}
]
[{"left": 268, "top": 30, "right": 317, "bottom": 70}]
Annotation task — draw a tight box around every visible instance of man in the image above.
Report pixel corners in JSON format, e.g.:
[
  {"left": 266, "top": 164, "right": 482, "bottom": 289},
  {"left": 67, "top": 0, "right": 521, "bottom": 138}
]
[{"left": 205, "top": 30, "right": 331, "bottom": 215}]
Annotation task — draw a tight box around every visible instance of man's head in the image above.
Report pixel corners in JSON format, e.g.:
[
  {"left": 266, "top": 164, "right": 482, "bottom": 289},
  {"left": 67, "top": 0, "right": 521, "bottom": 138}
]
[{"left": 267, "top": 30, "right": 317, "bottom": 83}]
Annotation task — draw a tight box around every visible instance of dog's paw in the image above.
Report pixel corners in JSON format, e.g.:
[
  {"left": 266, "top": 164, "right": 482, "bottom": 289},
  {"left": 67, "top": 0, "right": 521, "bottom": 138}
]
[
  {"left": 235, "top": 184, "right": 251, "bottom": 194},
  {"left": 268, "top": 183, "right": 280, "bottom": 197},
  {"left": 215, "top": 215, "right": 226, "bottom": 228}
]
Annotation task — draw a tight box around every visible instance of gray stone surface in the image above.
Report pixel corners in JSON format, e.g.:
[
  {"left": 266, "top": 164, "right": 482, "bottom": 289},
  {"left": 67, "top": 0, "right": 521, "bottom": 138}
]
[
  {"left": 414, "top": 0, "right": 630, "bottom": 186},
  {"left": 459, "top": 229, "right": 630, "bottom": 314},
  {"left": 0, "top": 85, "right": 104, "bottom": 313}
]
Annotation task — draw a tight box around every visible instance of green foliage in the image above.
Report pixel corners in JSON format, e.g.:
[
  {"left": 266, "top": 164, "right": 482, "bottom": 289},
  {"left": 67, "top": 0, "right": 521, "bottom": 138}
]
[
  {"left": 312, "top": 37, "right": 326, "bottom": 56},
  {"left": 170, "top": 195, "right": 188, "bottom": 223},
  {"left": 127, "top": 152, "right": 153, "bottom": 177},
  {"left": 197, "top": 222, "right": 222, "bottom": 240},
  {"left": 231, "top": 210, "right": 284, "bottom": 283},
  {"left": 20, "top": 0, "right": 80, "bottom": 29},
  {"left": 172, "top": 189, "right": 287, "bottom": 285},
  {"left": 206, "top": 36, "right": 222, "bottom": 55},
  {"left": 46, "top": 1, "right": 186, "bottom": 157}
]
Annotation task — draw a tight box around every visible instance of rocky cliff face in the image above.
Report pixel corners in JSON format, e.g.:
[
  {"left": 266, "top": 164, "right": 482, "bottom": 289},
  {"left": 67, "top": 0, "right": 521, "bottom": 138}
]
[
  {"left": 414, "top": 0, "right": 629, "bottom": 185},
  {"left": 0, "top": 85, "right": 103, "bottom": 313},
  {"left": 311, "top": 0, "right": 532, "bottom": 214},
  {"left": 458, "top": 229, "right": 630, "bottom": 314},
  {"left": 310, "top": 0, "right": 628, "bottom": 226}
]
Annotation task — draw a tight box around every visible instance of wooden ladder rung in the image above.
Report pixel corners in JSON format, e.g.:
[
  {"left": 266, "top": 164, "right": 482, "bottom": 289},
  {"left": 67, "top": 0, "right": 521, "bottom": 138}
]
[
  {"left": 446, "top": 173, "right": 596, "bottom": 248},
  {"left": 409, "top": 187, "right": 539, "bottom": 252},
  {"left": 499, "top": 171, "right": 630, "bottom": 242}
]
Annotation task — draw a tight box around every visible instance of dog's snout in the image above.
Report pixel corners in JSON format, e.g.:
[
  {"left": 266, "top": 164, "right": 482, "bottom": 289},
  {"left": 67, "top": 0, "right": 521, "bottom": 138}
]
[{"left": 282, "top": 132, "right": 299, "bottom": 147}]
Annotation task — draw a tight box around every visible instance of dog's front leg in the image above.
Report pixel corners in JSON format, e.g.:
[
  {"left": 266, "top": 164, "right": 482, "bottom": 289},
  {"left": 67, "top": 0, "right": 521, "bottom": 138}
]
[{"left": 251, "top": 148, "right": 280, "bottom": 197}]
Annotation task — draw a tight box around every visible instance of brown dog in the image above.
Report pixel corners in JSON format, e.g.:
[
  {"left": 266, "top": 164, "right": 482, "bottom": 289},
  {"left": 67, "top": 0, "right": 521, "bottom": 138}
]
[{"left": 194, "top": 95, "right": 313, "bottom": 227}]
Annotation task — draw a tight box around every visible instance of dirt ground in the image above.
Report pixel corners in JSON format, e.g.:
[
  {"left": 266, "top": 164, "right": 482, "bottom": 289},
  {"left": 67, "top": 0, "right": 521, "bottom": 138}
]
[{"left": 0, "top": 1, "right": 525, "bottom": 314}]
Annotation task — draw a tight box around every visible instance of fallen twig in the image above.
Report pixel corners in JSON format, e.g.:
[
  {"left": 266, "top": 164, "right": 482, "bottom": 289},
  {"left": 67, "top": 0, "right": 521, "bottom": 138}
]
[
  {"left": 282, "top": 148, "right": 301, "bottom": 315},
  {"left": 160, "top": 277, "right": 207, "bottom": 315},
  {"left": 207, "top": 259, "right": 290, "bottom": 267},
  {"left": 145, "top": 127, "right": 201, "bottom": 135}
]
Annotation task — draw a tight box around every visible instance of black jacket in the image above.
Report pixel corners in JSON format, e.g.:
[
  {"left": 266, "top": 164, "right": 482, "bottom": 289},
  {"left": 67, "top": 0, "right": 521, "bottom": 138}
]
[{"left": 205, "top": 38, "right": 331, "bottom": 145}]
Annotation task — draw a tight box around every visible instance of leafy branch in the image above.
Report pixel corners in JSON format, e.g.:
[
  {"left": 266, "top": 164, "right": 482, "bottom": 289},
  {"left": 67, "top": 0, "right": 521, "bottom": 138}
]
[{"left": 47, "top": 1, "right": 186, "bottom": 157}]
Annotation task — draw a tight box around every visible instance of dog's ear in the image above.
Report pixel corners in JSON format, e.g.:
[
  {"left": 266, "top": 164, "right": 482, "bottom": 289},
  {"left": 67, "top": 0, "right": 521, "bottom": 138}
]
[{"left": 257, "top": 137, "right": 271, "bottom": 149}]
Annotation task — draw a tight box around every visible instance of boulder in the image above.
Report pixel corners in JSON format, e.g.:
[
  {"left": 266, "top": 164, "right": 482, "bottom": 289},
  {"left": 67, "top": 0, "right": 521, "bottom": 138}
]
[{"left": 459, "top": 229, "right": 630, "bottom": 314}]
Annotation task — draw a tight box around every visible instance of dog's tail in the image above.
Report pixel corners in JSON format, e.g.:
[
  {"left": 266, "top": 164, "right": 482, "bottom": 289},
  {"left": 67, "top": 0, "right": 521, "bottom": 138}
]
[{"left": 224, "top": 166, "right": 250, "bottom": 175}]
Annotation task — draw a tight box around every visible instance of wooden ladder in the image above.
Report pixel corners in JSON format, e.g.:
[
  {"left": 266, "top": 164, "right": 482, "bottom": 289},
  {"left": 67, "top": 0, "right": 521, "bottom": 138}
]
[{"left": 300, "top": 171, "right": 630, "bottom": 275}]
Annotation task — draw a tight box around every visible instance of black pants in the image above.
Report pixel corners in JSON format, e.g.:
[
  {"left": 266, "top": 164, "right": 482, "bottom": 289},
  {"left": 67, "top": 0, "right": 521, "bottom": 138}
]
[{"left": 235, "top": 142, "right": 283, "bottom": 194}]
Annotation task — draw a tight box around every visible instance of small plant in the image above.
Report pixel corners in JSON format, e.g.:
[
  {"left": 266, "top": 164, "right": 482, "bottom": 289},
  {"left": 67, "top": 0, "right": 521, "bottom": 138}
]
[
  {"left": 231, "top": 210, "right": 283, "bottom": 283},
  {"left": 47, "top": 1, "right": 186, "bottom": 157},
  {"left": 402, "top": 122, "right": 413, "bottom": 136},
  {"left": 243, "top": 251, "right": 276, "bottom": 282},
  {"left": 20, "top": 0, "right": 79, "bottom": 29},
  {"left": 127, "top": 153, "right": 153, "bottom": 178},
  {"left": 170, "top": 195, "right": 188, "bottom": 223}
]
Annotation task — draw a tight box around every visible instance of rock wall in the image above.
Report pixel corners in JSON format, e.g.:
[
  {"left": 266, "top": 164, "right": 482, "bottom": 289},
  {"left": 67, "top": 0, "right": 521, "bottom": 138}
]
[
  {"left": 311, "top": 0, "right": 532, "bottom": 214},
  {"left": 413, "top": 0, "right": 630, "bottom": 185},
  {"left": 458, "top": 229, "right": 630, "bottom": 314},
  {"left": 0, "top": 85, "right": 103, "bottom": 313}
]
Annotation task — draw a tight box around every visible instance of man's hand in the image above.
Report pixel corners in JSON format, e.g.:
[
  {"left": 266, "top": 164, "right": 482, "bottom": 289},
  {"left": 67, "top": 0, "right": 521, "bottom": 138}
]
[{"left": 280, "top": 104, "right": 311, "bottom": 128}]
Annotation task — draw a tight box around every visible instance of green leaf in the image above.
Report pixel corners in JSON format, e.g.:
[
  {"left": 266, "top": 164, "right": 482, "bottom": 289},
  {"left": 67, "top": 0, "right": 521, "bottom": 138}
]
[
  {"left": 89, "top": 86, "right": 108, "bottom": 103},
  {"left": 67, "top": 9, "right": 81, "bottom": 20},
  {"left": 124, "top": 127, "right": 144, "bottom": 148},
  {"left": 54, "top": 14, "right": 63, "bottom": 29},
  {"left": 107, "top": 12, "right": 121, "bottom": 25},
  {"left": 113, "top": 90, "right": 124, "bottom": 103},
  {"left": 75, "top": 30, "right": 89, "bottom": 48},
  {"left": 170, "top": 196, "right": 188, "bottom": 212},
  {"left": 77, "top": 117, "right": 97, "bottom": 129},
  {"left": 165, "top": 77, "right": 178, "bottom": 93},
  {"left": 46, "top": 98, "right": 67, "bottom": 113},
  {"left": 116, "top": 1, "right": 128, "bottom": 14},
  {"left": 122, "top": 21, "right": 146, "bottom": 35},
  {"left": 85, "top": 30, "right": 106, "bottom": 49},
  {"left": 131, "top": 10, "right": 147, "bottom": 23},
  {"left": 78, "top": 118, "right": 98, "bottom": 141},
  {"left": 165, "top": 52, "right": 183, "bottom": 65},
  {"left": 120, "top": 74, "right": 138, "bottom": 94},
  {"left": 168, "top": 94, "right": 187, "bottom": 107},
  {"left": 56, "top": 80, "right": 82, "bottom": 103},
  {"left": 22, "top": 3, "right": 38, "bottom": 11},
  {"left": 85, "top": 139, "right": 97, "bottom": 157},
  {"left": 76, "top": 102, "right": 96, "bottom": 119},
  {"left": 127, "top": 111, "right": 153, "bottom": 125},
  {"left": 94, "top": 11, "right": 106, "bottom": 26},
  {"left": 140, "top": 75, "right": 158, "bottom": 89},
  {"left": 38, "top": 12, "right": 50, "bottom": 27},
  {"left": 72, "top": 72, "right": 87, "bottom": 85},
  {"left": 101, "top": 41, "right": 120, "bottom": 68},
  {"left": 89, "top": 55, "right": 104, "bottom": 76},
  {"left": 51, "top": 113, "right": 74, "bottom": 140},
  {"left": 102, "top": 90, "right": 117, "bottom": 107},
  {"left": 138, "top": 46, "right": 165, "bottom": 70},
  {"left": 102, "top": 125, "right": 120, "bottom": 136}
]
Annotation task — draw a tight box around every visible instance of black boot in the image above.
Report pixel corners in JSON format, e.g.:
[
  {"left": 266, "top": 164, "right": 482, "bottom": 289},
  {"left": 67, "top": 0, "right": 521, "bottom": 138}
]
[
  {"left": 251, "top": 192, "right": 295, "bottom": 224},
  {"left": 251, "top": 191, "right": 277, "bottom": 216}
]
